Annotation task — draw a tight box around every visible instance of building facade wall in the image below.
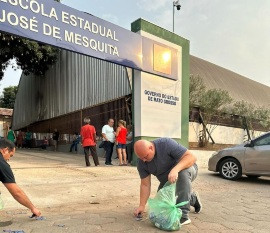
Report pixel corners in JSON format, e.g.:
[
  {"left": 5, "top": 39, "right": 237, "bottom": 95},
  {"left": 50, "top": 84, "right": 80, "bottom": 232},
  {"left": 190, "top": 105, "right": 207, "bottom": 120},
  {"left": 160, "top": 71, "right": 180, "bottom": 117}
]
[
  {"left": 0, "top": 117, "right": 12, "bottom": 138},
  {"left": 131, "top": 18, "right": 190, "bottom": 148},
  {"left": 13, "top": 50, "right": 131, "bottom": 130},
  {"left": 189, "top": 122, "right": 266, "bottom": 145}
]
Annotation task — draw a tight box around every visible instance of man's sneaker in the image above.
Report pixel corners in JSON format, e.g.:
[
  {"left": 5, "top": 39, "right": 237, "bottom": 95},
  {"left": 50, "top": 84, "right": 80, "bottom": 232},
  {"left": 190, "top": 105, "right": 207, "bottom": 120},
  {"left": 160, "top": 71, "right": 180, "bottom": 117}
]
[
  {"left": 193, "top": 191, "right": 202, "bottom": 213},
  {"left": 105, "top": 163, "right": 113, "bottom": 166},
  {"left": 180, "top": 217, "right": 191, "bottom": 226}
]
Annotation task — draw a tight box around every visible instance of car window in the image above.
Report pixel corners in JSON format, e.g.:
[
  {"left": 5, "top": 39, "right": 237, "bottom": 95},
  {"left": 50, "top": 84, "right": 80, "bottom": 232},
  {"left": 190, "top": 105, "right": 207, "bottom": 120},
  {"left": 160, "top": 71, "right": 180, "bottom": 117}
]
[{"left": 254, "top": 134, "right": 270, "bottom": 146}]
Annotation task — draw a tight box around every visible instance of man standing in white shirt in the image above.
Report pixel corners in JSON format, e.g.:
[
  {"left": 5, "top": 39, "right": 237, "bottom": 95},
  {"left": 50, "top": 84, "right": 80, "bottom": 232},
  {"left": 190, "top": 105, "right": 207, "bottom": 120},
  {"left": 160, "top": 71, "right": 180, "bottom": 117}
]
[{"left": 102, "top": 119, "right": 115, "bottom": 165}]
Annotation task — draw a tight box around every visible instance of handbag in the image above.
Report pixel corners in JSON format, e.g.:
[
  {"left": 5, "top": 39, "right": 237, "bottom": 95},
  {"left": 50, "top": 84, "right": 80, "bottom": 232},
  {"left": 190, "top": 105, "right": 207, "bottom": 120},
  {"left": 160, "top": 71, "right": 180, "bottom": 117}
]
[{"left": 99, "top": 141, "right": 105, "bottom": 148}]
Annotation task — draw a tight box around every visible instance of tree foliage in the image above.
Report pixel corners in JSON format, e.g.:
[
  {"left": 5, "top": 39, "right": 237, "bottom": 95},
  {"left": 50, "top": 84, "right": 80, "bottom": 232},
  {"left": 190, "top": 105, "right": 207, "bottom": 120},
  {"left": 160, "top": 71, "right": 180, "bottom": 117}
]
[
  {"left": 254, "top": 107, "right": 270, "bottom": 128},
  {"left": 189, "top": 75, "right": 233, "bottom": 145},
  {"left": 232, "top": 100, "right": 270, "bottom": 138},
  {"left": 0, "top": 86, "right": 18, "bottom": 109},
  {"left": 189, "top": 75, "right": 232, "bottom": 113},
  {"left": 189, "top": 75, "right": 270, "bottom": 145},
  {"left": 189, "top": 75, "right": 206, "bottom": 108},
  {"left": 190, "top": 75, "right": 270, "bottom": 145},
  {"left": 231, "top": 100, "right": 255, "bottom": 120},
  {"left": 200, "top": 89, "right": 232, "bottom": 114},
  {"left": 0, "top": 33, "right": 59, "bottom": 80}
]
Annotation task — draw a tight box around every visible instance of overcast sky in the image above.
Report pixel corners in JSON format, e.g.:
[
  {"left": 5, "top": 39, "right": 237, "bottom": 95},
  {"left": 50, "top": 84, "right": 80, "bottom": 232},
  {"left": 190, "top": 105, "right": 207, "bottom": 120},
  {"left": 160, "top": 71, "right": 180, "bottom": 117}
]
[{"left": 1, "top": 0, "right": 269, "bottom": 94}]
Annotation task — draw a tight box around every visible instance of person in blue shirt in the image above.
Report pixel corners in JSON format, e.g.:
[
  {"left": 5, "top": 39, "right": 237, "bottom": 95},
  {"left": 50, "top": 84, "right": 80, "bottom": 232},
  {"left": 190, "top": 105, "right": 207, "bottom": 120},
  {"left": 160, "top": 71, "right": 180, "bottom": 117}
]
[
  {"left": 134, "top": 138, "right": 202, "bottom": 225},
  {"left": 69, "top": 133, "right": 81, "bottom": 153}
]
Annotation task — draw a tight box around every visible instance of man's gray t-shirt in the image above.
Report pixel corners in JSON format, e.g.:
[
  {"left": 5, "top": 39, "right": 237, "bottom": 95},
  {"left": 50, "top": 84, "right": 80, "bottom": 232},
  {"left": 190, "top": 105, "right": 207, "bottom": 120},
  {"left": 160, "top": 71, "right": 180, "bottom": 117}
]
[{"left": 137, "top": 138, "right": 193, "bottom": 186}]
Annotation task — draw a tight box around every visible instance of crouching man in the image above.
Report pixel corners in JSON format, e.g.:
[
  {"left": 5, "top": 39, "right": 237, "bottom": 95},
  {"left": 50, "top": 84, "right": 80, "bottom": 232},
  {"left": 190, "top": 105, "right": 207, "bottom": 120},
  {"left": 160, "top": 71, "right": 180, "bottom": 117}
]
[
  {"left": 0, "top": 139, "right": 41, "bottom": 217},
  {"left": 133, "top": 138, "right": 202, "bottom": 225}
]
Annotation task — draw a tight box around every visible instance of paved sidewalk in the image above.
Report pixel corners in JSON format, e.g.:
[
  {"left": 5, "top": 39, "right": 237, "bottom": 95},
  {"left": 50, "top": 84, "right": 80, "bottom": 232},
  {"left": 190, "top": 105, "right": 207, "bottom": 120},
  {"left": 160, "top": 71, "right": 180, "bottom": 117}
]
[{"left": 1, "top": 149, "right": 270, "bottom": 232}]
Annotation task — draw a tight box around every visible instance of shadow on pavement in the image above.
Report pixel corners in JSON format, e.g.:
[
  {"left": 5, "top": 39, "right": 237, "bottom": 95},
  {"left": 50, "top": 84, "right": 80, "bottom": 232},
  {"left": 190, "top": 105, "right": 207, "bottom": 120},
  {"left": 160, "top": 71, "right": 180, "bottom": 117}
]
[{"left": 207, "top": 171, "right": 270, "bottom": 185}]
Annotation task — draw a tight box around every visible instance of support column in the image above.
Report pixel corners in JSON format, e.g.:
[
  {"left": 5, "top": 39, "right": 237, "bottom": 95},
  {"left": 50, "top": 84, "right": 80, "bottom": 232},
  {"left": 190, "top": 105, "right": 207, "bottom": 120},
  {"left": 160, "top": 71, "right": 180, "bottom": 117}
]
[{"left": 131, "top": 19, "right": 190, "bottom": 165}]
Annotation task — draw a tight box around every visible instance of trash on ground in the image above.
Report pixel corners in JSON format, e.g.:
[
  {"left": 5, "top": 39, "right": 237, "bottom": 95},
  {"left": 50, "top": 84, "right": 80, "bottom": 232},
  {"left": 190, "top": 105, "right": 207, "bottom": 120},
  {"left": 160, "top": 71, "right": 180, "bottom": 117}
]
[
  {"left": 35, "top": 216, "right": 46, "bottom": 221},
  {"left": 3, "top": 230, "right": 25, "bottom": 233},
  {"left": 57, "top": 224, "right": 65, "bottom": 227},
  {"left": 135, "top": 213, "right": 143, "bottom": 221},
  {"left": 89, "top": 201, "right": 100, "bottom": 204},
  {"left": 29, "top": 214, "right": 46, "bottom": 220}
]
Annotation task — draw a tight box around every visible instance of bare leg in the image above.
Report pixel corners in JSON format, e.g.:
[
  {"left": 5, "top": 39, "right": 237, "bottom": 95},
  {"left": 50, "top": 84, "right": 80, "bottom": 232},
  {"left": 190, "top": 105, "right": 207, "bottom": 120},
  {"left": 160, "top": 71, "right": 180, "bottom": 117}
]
[
  {"left": 122, "top": 148, "right": 127, "bottom": 164},
  {"left": 117, "top": 148, "right": 123, "bottom": 165}
]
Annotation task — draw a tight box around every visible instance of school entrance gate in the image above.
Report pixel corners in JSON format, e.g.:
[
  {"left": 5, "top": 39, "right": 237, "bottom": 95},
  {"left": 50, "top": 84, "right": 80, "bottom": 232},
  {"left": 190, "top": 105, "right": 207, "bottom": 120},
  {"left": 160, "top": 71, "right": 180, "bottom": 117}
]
[{"left": 0, "top": 0, "right": 190, "bottom": 163}]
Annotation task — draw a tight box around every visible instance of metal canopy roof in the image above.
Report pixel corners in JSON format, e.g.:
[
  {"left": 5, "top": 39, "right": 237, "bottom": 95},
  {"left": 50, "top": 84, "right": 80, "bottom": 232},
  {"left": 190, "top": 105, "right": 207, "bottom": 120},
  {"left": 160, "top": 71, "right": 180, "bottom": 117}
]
[{"left": 190, "top": 55, "right": 270, "bottom": 109}]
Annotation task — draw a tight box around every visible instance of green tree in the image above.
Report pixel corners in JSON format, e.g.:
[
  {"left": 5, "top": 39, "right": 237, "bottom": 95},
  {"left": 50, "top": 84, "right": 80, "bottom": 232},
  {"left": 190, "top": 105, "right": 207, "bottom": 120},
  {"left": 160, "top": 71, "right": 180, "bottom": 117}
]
[
  {"left": 254, "top": 107, "right": 270, "bottom": 129},
  {"left": 190, "top": 76, "right": 270, "bottom": 146},
  {"left": 189, "top": 75, "right": 206, "bottom": 108},
  {"left": 189, "top": 75, "right": 233, "bottom": 146},
  {"left": 0, "top": 33, "right": 59, "bottom": 80},
  {"left": 0, "top": 86, "right": 18, "bottom": 109},
  {"left": 200, "top": 89, "right": 233, "bottom": 114},
  {"left": 199, "top": 88, "right": 232, "bottom": 145},
  {"left": 0, "top": 0, "right": 61, "bottom": 80},
  {"left": 232, "top": 101, "right": 270, "bottom": 139}
]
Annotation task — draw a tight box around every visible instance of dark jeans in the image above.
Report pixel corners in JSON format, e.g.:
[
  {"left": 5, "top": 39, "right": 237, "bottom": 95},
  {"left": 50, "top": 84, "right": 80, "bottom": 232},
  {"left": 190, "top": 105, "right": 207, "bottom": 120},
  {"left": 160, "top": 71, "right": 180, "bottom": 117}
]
[
  {"left": 84, "top": 146, "right": 100, "bottom": 166},
  {"left": 126, "top": 142, "right": 133, "bottom": 164},
  {"left": 70, "top": 141, "right": 79, "bottom": 152},
  {"left": 104, "top": 141, "right": 114, "bottom": 164},
  {"left": 25, "top": 139, "right": 31, "bottom": 148}
]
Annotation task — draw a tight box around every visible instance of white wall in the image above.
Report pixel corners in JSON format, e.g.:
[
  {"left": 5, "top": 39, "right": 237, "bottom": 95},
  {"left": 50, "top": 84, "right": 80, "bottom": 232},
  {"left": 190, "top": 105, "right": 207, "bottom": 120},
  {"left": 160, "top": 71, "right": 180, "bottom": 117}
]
[
  {"left": 134, "top": 30, "right": 183, "bottom": 138},
  {"left": 191, "top": 150, "right": 215, "bottom": 168},
  {"left": 0, "top": 121, "right": 4, "bottom": 137},
  {"left": 189, "top": 122, "right": 267, "bottom": 144}
]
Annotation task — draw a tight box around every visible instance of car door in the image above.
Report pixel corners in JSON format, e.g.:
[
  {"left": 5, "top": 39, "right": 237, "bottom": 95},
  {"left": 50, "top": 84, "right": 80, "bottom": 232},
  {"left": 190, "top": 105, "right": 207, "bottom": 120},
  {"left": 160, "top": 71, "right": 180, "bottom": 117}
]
[{"left": 244, "top": 133, "right": 270, "bottom": 174}]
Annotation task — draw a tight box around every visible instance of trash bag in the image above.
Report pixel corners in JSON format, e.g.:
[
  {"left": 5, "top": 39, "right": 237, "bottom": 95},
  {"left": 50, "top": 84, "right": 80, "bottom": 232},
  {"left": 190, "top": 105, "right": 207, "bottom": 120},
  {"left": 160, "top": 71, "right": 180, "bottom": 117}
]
[{"left": 148, "top": 182, "right": 188, "bottom": 231}]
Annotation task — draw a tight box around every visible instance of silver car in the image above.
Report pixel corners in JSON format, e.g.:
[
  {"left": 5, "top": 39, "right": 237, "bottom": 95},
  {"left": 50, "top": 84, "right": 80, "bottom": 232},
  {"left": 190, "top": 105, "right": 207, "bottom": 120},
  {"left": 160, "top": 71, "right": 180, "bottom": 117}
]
[{"left": 208, "top": 132, "right": 270, "bottom": 180}]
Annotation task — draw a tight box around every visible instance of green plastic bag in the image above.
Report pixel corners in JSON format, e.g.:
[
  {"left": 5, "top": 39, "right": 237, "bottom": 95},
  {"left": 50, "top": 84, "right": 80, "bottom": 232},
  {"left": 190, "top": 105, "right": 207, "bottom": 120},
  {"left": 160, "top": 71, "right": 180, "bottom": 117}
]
[{"left": 148, "top": 182, "right": 188, "bottom": 231}]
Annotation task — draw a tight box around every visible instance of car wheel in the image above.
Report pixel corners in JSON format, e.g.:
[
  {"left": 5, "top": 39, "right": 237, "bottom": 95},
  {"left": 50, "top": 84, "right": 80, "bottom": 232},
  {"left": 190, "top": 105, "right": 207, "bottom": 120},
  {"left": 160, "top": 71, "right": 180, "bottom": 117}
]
[
  {"left": 219, "top": 158, "right": 242, "bottom": 180},
  {"left": 247, "top": 175, "right": 260, "bottom": 179}
]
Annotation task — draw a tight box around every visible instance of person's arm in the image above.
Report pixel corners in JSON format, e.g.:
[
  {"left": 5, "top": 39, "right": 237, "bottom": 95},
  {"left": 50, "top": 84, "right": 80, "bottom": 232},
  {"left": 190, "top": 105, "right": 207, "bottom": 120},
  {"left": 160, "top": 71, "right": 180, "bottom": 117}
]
[
  {"left": 4, "top": 183, "right": 41, "bottom": 216},
  {"left": 134, "top": 175, "right": 151, "bottom": 216},
  {"left": 80, "top": 129, "right": 84, "bottom": 143},
  {"left": 93, "top": 133, "right": 97, "bottom": 144},
  {"left": 115, "top": 127, "right": 120, "bottom": 137},
  {"left": 101, "top": 133, "right": 108, "bottom": 141},
  {"left": 101, "top": 126, "right": 108, "bottom": 141},
  {"left": 127, "top": 132, "right": 132, "bottom": 141},
  {"left": 168, "top": 150, "right": 197, "bottom": 183}
]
